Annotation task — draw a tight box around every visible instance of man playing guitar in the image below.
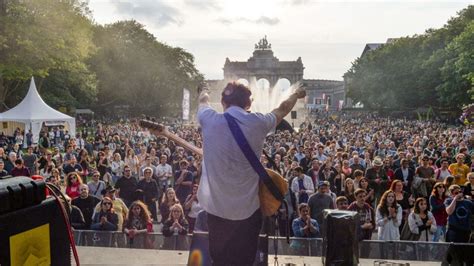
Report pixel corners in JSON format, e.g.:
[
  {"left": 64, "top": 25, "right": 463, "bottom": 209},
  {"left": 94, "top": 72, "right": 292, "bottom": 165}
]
[{"left": 198, "top": 81, "right": 305, "bottom": 265}]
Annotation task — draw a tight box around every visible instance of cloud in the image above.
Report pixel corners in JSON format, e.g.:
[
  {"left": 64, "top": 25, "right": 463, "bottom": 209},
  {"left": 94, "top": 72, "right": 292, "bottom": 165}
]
[
  {"left": 183, "top": 0, "right": 221, "bottom": 10},
  {"left": 216, "top": 16, "right": 280, "bottom": 26},
  {"left": 289, "top": 0, "right": 310, "bottom": 5},
  {"left": 255, "top": 16, "right": 280, "bottom": 25},
  {"left": 112, "top": 1, "right": 183, "bottom": 27}
]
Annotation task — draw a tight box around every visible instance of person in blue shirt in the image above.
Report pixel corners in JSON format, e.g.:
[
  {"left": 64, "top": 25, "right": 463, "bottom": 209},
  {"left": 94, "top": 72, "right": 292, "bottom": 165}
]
[
  {"left": 292, "top": 203, "right": 320, "bottom": 238},
  {"left": 444, "top": 184, "right": 474, "bottom": 243}
]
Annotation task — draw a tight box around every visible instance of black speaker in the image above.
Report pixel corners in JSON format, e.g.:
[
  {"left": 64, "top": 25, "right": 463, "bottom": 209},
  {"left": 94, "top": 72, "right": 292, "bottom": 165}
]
[
  {"left": 322, "top": 210, "right": 359, "bottom": 266},
  {"left": 0, "top": 177, "right": 71, "bottom": 266},
  {"left": 290, "top": 111, "right": 297, "bottom": 119}
]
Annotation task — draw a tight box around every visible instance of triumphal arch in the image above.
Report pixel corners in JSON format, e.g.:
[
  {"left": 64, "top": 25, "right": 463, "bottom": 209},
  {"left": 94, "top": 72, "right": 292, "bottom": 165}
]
[{"left": 223, "top": 36, "right": 304, "bottom": 87}]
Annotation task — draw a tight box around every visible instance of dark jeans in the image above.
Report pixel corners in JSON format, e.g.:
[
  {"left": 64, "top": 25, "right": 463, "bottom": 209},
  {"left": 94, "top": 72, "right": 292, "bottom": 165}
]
[
  {"left": 146, "top": 201, "right": 158, "bottom": 222},
  {"left": 208, "top": 209, "right": 262, "bottom": 266},
  {"left": 446, "top": 228, "right": 470, "bottom": 243}
]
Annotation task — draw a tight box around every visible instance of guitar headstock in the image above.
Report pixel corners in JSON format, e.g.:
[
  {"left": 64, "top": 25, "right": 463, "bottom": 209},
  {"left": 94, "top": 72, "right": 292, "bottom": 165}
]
[{"left": 139, "top": 117, "right": 166, "bottom": 133}]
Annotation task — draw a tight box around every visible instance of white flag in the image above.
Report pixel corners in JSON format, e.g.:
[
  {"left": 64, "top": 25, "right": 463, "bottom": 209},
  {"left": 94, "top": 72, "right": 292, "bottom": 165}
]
[{"left": 182, "top": 88, "right": 190, "bottom": 120}]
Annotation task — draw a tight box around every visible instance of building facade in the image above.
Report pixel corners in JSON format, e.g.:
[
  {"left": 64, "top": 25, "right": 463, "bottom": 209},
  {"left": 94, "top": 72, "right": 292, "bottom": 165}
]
[{"left": 206, "top": 37, "right": 346, "bottom": 120}]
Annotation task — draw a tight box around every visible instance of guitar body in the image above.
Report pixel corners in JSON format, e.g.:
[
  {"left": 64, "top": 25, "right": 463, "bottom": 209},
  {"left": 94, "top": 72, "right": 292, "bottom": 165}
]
[{"left": 259, "top": 168, "right": 288, "bottom": 216}]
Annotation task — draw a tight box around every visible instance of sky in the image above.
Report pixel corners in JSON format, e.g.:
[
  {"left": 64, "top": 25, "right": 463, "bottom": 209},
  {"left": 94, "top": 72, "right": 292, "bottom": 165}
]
[{"left": 87, "top": 0, "right": 472, "bottom": 81}]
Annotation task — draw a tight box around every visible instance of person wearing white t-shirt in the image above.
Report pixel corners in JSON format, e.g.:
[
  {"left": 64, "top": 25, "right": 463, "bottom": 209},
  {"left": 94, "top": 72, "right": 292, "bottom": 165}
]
[
  {"left": 194, "top": 81, "right": 305, "bottom": 265},
  {"left": 155, "top": 155, "right": 172, "bottom": 190},
  {"left": 435, "top": 159, "right": 452, "bottom": 181}
]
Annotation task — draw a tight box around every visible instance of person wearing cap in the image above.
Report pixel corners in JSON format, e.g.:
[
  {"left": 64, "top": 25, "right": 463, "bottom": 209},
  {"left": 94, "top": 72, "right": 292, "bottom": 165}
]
[
  {"left": 174, "top": 160, "right": 194, "bottom": 204},
  {"left": 308, "top": 181, "right": 335, "bottom": 228},
  {"left": 365, "top": 156, "right": 388, "bottom": 205},
  {"left": 93, "top": 185, "right": 129, "bottom": 231}
]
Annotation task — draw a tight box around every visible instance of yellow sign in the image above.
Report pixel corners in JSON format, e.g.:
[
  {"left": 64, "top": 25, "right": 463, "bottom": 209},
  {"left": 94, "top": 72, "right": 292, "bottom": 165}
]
[{"left": 10, "top": 224, "right": 51, "bottom": 266}]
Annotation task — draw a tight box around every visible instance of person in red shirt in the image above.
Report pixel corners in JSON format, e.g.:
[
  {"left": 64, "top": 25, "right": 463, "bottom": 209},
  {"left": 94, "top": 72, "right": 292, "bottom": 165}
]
[
  {"left": 66, "top": 172, "right": 83, "bottom": 199},
  {"left": 10, "top": 159, "right": 31, "bottom": 177}
]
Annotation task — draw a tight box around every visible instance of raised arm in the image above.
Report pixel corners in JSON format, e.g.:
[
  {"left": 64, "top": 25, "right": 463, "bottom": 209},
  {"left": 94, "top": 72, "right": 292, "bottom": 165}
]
[
  {"left": 199, "top": 89, "right": 210, "bottom": 108},
  {"left": 271, "top": 83, "right": 306, "bottom": 125}
]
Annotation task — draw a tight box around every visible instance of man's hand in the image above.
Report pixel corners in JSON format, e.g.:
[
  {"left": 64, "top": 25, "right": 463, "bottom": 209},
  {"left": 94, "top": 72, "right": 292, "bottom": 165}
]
[
  {"left": 294, "top": 83, "right": 306, "bottom": 99},
  {"left": 199, "top": 89, "right": 210, "bottom": 105}
]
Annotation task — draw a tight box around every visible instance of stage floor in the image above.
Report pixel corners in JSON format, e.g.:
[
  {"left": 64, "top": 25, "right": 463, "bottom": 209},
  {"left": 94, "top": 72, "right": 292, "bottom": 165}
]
[{"left": 76, "top": 246, "right": 440, "bottom": 265}]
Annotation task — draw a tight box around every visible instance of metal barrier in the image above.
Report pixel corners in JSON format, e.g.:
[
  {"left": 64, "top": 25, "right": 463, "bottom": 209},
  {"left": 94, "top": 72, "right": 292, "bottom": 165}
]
[{"left": 73, "top": 230, "right": 474, "bottom": 262}]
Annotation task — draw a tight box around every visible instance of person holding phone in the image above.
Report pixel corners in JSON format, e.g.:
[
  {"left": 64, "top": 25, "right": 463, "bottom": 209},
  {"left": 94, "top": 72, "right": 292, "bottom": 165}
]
[{"left": 445, "top": 184, "right": 474, "bottom": 243}]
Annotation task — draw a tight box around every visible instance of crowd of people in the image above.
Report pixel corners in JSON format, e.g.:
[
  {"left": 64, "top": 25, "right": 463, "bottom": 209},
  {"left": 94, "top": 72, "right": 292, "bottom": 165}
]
[{"left": 0, "top": 112, "right": 473, "bottom": 246}]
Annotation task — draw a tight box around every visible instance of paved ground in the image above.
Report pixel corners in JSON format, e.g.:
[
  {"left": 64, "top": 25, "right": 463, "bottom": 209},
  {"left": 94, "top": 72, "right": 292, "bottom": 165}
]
[{"left": 76, "top": 246, "right": 441, "bottom": 265}]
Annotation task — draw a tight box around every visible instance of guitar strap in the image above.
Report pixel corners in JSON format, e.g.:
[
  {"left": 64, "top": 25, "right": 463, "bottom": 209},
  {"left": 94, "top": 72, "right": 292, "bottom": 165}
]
[{"left": 223, "top": 113, "right": 284, "bottom": 202}]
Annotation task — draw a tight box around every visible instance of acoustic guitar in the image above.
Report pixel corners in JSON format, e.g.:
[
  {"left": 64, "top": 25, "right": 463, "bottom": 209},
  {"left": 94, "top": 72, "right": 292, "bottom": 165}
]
[{"left": 139, "top": 118, "right": 288, "bottom": 216}]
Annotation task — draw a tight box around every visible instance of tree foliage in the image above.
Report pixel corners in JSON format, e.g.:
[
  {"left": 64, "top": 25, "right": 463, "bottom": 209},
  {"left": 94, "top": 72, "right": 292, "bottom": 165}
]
[
  {"left": 89, "top": 21, "right": 203, "bottom": 116},
  {"left": 345, "top": 5, "right": 474, "bottom": 110},
  {"left": 0, "top": 0, "right": 203, "bottom": 116},
  {"left": 0, "top": 0, "right": 96, "bottom": 110}
]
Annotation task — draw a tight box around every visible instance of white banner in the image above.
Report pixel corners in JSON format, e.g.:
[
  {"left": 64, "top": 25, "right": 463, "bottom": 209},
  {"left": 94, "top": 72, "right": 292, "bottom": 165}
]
[
  {"left": 338, "top": 100, "right": 344, "bottom": 110},
  {"left": 182, "top": 88, "right": 190, "bottom": 120}
]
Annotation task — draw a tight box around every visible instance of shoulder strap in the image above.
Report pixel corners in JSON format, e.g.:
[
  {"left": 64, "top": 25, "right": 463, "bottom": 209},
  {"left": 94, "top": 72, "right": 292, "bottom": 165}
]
[{"left": 223, "top": 113, "right": 284, "bottom": 201}]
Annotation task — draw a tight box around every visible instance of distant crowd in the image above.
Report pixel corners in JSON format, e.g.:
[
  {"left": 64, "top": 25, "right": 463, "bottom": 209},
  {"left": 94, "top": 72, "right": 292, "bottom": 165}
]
[{"left": 0, "top": 112, "right": 473, "bottom": 246}]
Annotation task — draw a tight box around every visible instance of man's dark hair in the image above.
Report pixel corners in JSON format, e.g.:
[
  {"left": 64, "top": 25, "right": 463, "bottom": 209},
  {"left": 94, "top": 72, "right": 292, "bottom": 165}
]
[
  {"left": 294, "top": 166, "right": 304, "bottom": 173},
  {"left": 221, "top": 82, "right": 252, "bottom": 109}
]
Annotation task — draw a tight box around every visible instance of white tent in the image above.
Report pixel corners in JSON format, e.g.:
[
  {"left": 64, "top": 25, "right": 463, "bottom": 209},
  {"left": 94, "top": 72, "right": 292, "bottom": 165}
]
[{"left": 0, "top": 77, "right": 76, "bottom": 147}]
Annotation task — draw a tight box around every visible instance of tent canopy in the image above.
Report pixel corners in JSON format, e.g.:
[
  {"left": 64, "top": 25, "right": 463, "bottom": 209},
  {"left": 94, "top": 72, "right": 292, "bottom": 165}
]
[{"left": 0, "top": 77, "right": 76, "bottom": 146}]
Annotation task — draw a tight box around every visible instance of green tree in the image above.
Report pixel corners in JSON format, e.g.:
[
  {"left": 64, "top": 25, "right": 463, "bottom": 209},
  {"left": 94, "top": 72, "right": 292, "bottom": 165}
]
[
  {"left": 0, "top": 0, "right": 96, "bottom": 110},
  {"left": 344, "top": 5, "right": 474, "bottom": 111},
  {"left": 89, "top": 20, "right": 203, "bottom": 116}
]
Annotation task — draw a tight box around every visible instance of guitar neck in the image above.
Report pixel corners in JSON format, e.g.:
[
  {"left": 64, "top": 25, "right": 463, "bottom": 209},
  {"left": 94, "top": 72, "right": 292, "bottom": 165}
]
[{"left": 160, "top": 131, "right": 203, "bottom": 156}]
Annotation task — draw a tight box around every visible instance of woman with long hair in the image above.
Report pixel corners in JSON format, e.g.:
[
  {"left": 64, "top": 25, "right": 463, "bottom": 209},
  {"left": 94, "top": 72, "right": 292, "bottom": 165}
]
[
  {"left": 111, "top": 152, "right": 125, "bottom": 184},
  {"left": 376, "top": 190, "right": 402, "bottom": 240},
  {"left": 124, "top": 201, "right": 153, "bottom": 247},
  {"left": 78, "top": 149, "right": 90, "bottom": 178},
  {"left": 344, "top": 178, "right": 356, "bottom": 204},
  {"left": 443, "top": 176, "right": 455, "bottom": 197},
  {"left": 462, "top": 172, "right": 474, "bottom": 199},
  {"left": 65, "top": 172, "right": 83, "bottom": 199},
  {"left": 184, "top": 184, "right": 203, "bottom": 233},
  {"left": 429, "top": 182, "right": 448, "bottom": 242},
  {"left": 162, "top": 204, "right": 189, "bottom": 237},
  {"left": 91, "top": 197, "right": 119, "bottom": 231},
  {"left": 359, "top": 177, "right": 375, "bottom": 206},
  {"left": 159, "top": 188, "right": 180, "bottom": 224},
  {"left": 390, "top": 180, "right": 414, "bottom": 232},
  {"left": 124, "top": 149, "right": 139, "bottom": 177},
  {"left": 408, "top": 198, "right": 437, "bottom": 241}
]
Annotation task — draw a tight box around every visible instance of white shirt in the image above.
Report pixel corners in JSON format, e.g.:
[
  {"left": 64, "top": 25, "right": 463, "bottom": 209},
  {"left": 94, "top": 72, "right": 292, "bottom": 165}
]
[
  {"left": 197, "top": 105, "right": 276, "bottom": 220},
  {"left": 156, "top": 163, "right": 172, "bottom": 180}
]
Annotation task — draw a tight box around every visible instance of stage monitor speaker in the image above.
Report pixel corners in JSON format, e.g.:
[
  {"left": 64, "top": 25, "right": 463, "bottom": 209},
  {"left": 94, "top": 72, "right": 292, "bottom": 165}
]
[
  {"left": 290, "top": 111, "right": 297, "bottom": 119},
  {"left": 322, "top": 209, "right": 359, "bottom": 266},
  {"left": 0, "top": 176, "right": 71, "bottom": 266}
]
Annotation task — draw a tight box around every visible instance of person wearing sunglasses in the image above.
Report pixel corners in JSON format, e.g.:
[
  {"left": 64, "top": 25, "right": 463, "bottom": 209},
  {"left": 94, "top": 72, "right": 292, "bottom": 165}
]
[
  {"left": 91, "top": 197, "right": 119, "bottom": 231},
  {"left": 445, "top": 185, "right": 474, "bottom": 243}
]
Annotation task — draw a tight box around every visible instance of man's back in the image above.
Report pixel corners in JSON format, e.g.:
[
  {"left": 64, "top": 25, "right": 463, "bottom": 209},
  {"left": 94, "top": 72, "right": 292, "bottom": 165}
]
[
  {"left": 308, "top": 192, "right": 334, "bottom": 225},
  {"left": 197, "top": 105, "right": 276, "bottom": 220}
]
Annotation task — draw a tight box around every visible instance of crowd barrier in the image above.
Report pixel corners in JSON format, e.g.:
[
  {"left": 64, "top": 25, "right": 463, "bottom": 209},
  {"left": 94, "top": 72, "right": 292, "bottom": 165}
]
[{"left": 72, "top": 230, "right": 474, "bottom": 262}]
